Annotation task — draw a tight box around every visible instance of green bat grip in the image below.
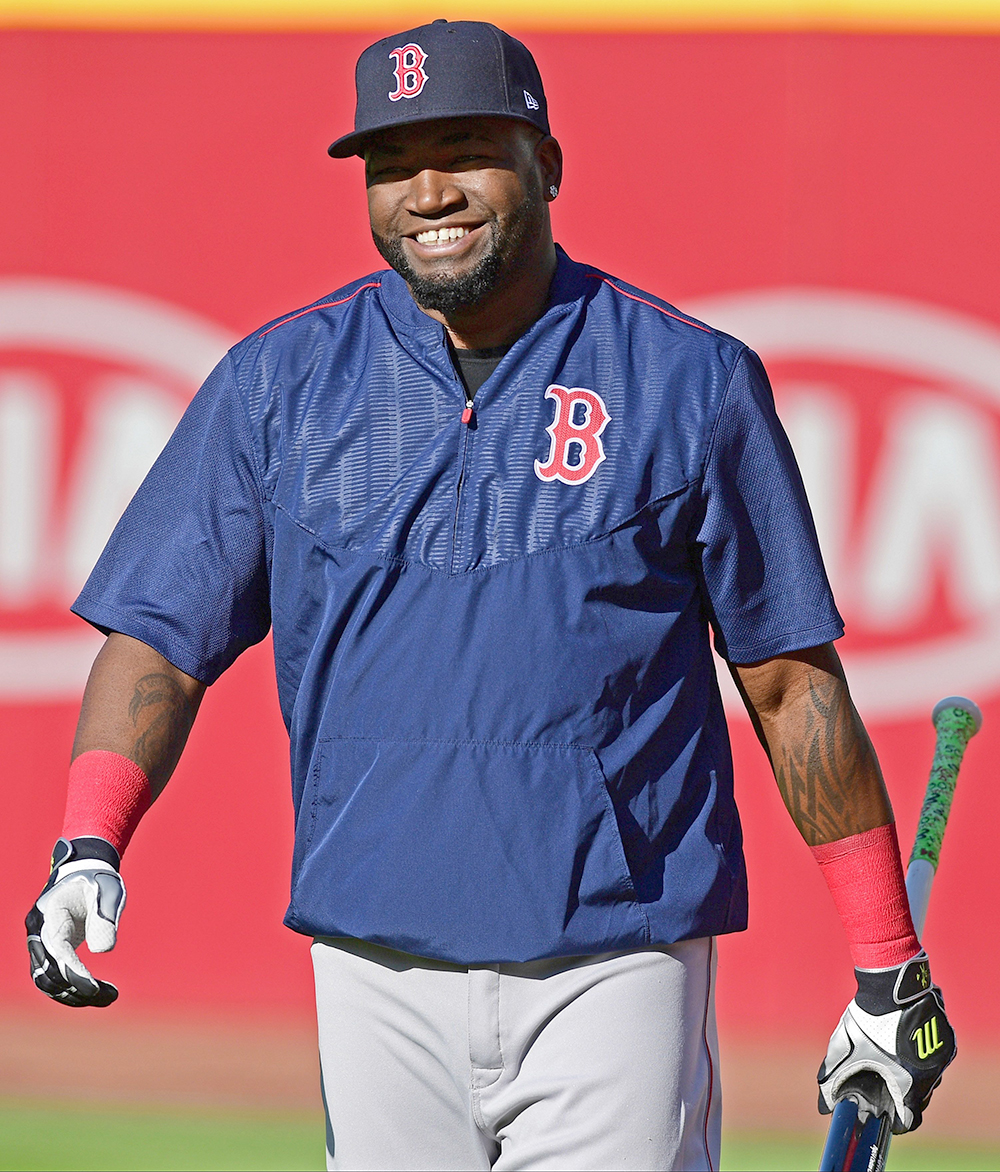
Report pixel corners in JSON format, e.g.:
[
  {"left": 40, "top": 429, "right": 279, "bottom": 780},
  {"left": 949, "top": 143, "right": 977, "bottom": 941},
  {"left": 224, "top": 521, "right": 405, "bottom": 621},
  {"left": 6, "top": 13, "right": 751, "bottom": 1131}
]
[{"left": 909, "top": 697, "right": 983, "bottom": 871}]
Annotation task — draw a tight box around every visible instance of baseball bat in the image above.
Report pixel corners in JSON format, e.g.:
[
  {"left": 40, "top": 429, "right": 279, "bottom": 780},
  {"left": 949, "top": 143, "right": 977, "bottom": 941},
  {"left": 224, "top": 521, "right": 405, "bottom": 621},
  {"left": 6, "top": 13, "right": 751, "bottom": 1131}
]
[{"left": 818, "top": 696, "right": 982, "bottom": 1172}]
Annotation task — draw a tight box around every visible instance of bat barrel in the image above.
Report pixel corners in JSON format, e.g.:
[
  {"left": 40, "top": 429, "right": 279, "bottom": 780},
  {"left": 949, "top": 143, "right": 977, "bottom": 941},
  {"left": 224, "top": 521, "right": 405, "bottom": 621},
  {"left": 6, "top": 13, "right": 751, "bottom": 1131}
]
[
  {"left": 905, "top": 857, "right": 935, "bottom": 940},
  {"left": 819, "top": 1093, "right": 894, "bottom": 1172},
  {"left": 819, "top": 1098, "right": 860, "bottom": 1171}
]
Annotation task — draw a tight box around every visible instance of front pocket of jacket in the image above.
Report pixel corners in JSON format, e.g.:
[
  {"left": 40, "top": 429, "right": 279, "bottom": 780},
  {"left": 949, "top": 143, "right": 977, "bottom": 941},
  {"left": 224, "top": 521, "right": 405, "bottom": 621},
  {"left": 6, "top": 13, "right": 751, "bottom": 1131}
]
[{"left": 289, "top": 736, "right": 649, "bottom": 962}]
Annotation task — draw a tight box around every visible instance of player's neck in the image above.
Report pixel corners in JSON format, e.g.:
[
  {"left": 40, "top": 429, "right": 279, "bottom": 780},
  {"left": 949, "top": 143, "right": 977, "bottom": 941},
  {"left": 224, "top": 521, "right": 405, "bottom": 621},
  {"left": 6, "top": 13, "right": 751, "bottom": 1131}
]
[{"left": 418, "top": 240, "right": 558, "bottom": 352}]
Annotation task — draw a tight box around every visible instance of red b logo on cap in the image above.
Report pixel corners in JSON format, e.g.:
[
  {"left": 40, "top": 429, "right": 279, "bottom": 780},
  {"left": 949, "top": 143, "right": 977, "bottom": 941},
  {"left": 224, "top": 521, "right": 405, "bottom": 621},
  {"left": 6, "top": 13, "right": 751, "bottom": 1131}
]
[{"left": 388, "top": 44, "right": 428, "bottom": 102}]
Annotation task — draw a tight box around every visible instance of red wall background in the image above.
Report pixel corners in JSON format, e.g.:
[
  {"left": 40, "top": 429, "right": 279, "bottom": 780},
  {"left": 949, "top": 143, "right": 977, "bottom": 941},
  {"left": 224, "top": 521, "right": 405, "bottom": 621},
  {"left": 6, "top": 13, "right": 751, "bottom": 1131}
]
[{"left": 2, "top": 31, "right": 999, "bottom": 1052}]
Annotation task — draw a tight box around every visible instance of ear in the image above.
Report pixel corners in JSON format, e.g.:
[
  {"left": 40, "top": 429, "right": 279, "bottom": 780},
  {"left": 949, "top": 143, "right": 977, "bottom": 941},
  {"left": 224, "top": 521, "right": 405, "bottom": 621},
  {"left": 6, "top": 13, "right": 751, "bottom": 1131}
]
[{"left": 537, "top": 136, "right": 563, "bottom": 201}]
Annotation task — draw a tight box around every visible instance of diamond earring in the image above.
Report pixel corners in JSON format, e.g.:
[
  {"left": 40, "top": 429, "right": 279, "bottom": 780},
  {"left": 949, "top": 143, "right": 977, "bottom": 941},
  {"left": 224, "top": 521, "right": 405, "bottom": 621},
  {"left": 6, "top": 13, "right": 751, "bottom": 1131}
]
[{"left": 548, "top": 185, "right": 559, "bottom": 198}]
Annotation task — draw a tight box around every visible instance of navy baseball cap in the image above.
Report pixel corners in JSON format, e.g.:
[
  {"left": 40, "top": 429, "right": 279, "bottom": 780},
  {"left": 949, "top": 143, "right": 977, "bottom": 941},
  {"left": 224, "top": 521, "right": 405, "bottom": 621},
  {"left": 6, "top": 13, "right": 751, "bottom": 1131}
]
[{"left": 328, "top": 20, "right": 550, "bottom": 159}]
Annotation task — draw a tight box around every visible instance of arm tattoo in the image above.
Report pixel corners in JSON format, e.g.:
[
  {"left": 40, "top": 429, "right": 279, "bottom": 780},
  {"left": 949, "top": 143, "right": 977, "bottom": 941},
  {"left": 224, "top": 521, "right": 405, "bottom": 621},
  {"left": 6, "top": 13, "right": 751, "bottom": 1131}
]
[
  {"left": 127, "top": 673, "right": 194, "bottom": 783},
  {"left": 773, "top": 674, "right": 874, "bottom": 846}
]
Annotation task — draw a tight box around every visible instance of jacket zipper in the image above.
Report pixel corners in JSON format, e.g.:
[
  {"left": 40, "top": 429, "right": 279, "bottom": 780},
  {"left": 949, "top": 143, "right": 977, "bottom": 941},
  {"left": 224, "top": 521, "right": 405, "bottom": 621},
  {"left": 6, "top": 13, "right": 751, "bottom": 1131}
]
[{"left": 451, "top": 393, "right": 475, "bottom": 572}]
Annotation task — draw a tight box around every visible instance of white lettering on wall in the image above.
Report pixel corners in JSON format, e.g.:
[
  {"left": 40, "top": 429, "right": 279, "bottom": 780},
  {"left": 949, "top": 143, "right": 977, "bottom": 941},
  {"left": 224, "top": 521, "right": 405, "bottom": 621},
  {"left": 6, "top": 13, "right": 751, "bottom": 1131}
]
[
  {"left": 63, "top": 375, "right": 182, "bottom": 598},
  {"left": 0, "top": 276, "right": 233, "bottom": 701},
  {"left": 781, "top": 385, "right": 854, "bottom": 601},
  {"left": 0, "top": 372, "right": 56, "bottom": 605},
  {"left": 858, "top": 394, "right": 1000, "bottom": 627}
]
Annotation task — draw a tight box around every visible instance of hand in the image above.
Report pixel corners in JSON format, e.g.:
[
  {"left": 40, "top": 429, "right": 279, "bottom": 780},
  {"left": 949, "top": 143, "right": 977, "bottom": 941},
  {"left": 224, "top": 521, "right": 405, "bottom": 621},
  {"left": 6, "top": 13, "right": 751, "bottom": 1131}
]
[
  {"left": 818, "top": 951, "right": 955, "bottom": 1133},
  {"left": 25, "top": 837, "right": 125, "bottom": 1007}
]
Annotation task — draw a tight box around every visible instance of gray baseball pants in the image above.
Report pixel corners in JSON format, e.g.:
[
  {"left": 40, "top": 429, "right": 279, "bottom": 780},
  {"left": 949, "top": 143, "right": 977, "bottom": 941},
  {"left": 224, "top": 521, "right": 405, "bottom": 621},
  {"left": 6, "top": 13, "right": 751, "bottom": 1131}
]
[{"left": 311, "top": 935, "right": 720, "bottom": 1171}]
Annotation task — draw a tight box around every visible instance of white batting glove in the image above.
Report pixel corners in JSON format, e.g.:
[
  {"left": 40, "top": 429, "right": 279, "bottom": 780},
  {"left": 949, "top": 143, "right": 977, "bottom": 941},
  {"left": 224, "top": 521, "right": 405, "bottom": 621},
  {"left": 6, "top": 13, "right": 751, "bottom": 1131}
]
[
  {"left": 818, "top": 952, "right": 955, "bottom": 1133},
  {"left": 26, "top": 837, "right": 125, "bottom": 1007}
]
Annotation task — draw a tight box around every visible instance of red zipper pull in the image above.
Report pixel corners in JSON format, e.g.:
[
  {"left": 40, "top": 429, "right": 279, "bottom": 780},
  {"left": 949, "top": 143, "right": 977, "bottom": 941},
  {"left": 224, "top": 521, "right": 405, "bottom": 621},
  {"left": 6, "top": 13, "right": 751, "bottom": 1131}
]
[{"left": 461, "top": 399, "right": 474, "bottom": 425}]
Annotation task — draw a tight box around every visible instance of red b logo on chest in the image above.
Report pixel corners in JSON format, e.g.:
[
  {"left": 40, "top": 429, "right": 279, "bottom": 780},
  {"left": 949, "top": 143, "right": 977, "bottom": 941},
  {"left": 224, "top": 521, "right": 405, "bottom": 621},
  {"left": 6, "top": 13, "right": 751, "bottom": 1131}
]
[
  {"left": 534, "top": 384, "right": 611, "bottom": 485},
  {"left": 388, "top": 44, "right": 429, "bottom": 101}
]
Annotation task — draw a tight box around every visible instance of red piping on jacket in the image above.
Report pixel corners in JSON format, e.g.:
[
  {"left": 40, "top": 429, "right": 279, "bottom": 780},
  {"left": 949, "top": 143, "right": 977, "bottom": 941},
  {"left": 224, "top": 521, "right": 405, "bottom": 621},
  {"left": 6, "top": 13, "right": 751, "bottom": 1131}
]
[
  {"left": 258, "top": 282, "right": 382, "bottom": 337},
  {"left": 587, "top": 274, "right": 713, "bottom": 334}
]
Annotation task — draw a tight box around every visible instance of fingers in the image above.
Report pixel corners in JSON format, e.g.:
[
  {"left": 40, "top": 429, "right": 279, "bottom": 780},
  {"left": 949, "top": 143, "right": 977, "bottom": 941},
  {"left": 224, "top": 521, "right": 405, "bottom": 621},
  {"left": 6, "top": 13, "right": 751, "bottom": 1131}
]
[
  {"left": 26, "top": 921, "right": 119, "bottom": 1007},
  {"left": 85, "top": 914, "right": 117, "bottom": 954},
  {"left": 85, "top": 872, "right": 125, "bottom": 953},
  {"left": 42, "top": 919, "right": 97, "bottom": 984},
  {"left": 38, "top": 874, "right": 96, "bottom": 972},
  {"left": 39, "top": 905, "right": 110, "bottom": 999}
]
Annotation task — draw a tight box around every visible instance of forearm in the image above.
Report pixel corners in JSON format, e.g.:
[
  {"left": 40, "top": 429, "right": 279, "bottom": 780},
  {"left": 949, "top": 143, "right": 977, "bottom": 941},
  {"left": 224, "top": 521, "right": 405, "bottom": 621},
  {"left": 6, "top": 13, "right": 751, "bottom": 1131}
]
[
  {"left": 733, "top": 642, "right": 919, "bottom": 971},
  {"left": 731, "top": 644, "right": 892, "bottom": 846},
  {"left": 73, "top": 632, "right": 206, "bottom": 800},
  {"left": 28, "top": 634, "right": 206, "bottom": 1008}
]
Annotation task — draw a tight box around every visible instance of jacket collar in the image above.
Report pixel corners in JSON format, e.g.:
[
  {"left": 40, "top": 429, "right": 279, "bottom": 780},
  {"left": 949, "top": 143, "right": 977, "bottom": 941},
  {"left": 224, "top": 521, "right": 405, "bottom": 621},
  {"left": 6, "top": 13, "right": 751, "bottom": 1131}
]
[{"left": 376, "top": 245, "right": 591, "bottom": 349}]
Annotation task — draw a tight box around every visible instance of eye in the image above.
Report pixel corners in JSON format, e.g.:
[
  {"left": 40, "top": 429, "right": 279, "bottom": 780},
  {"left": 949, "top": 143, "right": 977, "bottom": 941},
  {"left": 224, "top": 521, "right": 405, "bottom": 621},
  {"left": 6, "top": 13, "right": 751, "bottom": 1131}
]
[
  {"left": 367, "top": 164, "right": 410, "bottom": 183},
  {"left": 452, "top": 153, "right": 495, "bottom": 170}
]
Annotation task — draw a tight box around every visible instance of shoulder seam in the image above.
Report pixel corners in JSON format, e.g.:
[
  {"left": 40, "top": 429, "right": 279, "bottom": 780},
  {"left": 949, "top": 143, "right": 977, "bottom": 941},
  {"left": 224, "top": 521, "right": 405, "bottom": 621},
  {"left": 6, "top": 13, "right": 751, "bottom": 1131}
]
[
  {"left": 698, "top": 344, "right": 750, "bottom": 488},
  {"left": 585, "top": 273, "right": 713, "bottom": 334},
  {"left": 224, "top": 349, "right": 272, "bottom": 512},
  {"left": 257, "top": 281, "right": 382, "bottom": 338}
]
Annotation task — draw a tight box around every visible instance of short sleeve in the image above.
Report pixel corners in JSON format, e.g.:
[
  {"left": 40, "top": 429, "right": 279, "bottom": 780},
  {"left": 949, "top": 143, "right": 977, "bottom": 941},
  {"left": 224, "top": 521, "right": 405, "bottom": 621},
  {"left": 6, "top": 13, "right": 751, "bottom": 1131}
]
[
  {"left": 696, "top": 348, "right": 844, "bottom": 664},
  {"left": 72, "top": 353, "right": 272, "bottom": 684}
]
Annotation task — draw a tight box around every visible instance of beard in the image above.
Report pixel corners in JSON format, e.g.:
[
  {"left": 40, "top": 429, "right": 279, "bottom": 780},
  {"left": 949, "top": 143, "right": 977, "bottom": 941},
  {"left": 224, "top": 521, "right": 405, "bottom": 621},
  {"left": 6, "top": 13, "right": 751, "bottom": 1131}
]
[{"left": 371, "top": 177, "right": 545, "bottom": 316}]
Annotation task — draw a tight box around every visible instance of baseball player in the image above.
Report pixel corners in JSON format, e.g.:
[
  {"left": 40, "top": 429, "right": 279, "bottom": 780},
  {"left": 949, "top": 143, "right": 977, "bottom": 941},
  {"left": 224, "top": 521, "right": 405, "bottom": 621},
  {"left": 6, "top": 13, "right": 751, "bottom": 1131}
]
[{"left": 26, "top": 22, "right": 954, "bottom": 1171}]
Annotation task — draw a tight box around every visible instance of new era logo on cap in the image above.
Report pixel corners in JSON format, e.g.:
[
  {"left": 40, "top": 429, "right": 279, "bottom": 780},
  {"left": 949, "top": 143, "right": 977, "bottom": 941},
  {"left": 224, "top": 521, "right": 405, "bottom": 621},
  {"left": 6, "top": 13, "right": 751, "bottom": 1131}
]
[{"left": 329, "top": 20, "right": 550, "bottom": 158}]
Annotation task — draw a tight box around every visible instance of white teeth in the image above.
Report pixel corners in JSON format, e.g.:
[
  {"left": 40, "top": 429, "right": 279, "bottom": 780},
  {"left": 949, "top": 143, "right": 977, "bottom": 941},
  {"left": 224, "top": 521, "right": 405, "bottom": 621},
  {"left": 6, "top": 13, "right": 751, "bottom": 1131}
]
[{"left": 415, "top": 226, "right": 469, "bottom": 244}]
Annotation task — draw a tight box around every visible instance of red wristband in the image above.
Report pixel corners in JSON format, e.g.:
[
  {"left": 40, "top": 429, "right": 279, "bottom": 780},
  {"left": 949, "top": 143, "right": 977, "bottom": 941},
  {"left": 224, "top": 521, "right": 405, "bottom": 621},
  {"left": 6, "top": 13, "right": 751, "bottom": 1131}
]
[
  {"left": 62, "top": 750, "right": 152, "bottom": 858},
  {"left": 810, "top": 823, "right": 921, "bottom": 970}
]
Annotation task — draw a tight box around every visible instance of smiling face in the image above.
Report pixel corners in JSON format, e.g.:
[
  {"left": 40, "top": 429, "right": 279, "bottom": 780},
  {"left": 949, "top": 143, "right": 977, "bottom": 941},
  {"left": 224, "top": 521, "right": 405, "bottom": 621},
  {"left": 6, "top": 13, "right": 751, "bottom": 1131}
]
[{"left": 365, "top": 116, "right": 562, "bottom": 321}]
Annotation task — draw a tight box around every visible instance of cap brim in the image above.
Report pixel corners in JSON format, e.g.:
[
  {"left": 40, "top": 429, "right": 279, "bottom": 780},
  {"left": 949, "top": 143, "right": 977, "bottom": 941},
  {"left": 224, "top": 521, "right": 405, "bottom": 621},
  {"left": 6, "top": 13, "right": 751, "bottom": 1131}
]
[
  {"left": 327, "top": 129, "right": 375, "bottom": 159},
  {"left": 328, "top": 110, "right": 546, "bottom": 159}
]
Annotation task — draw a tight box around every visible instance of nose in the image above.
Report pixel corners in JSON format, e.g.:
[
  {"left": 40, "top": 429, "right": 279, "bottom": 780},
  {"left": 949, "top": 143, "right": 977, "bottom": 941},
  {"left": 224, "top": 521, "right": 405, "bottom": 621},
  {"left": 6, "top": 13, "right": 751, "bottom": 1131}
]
[{"left": 407, "top": 169, "right": 465, "bottom": 218}]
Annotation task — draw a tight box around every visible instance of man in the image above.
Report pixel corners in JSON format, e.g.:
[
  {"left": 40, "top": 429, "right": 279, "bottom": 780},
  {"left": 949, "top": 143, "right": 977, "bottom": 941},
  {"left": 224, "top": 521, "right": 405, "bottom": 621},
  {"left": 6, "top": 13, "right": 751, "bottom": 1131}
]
[{"left": 26, "top": 21, "right": 953, "bottom": 1171}]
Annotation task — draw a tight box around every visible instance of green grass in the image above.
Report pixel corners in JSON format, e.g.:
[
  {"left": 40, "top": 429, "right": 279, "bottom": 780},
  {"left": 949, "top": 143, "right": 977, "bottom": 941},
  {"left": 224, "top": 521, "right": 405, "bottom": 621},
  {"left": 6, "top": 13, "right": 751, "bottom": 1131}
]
[
  {"left": 0, "top": 1101, "right": 325, "bottom": 1171},
  {"left": 722, "top": 1129, "right": 1000, "bottom": 1170},
  {"left": 1, "top": 1100, "right": 998, "bottom": 1171}
]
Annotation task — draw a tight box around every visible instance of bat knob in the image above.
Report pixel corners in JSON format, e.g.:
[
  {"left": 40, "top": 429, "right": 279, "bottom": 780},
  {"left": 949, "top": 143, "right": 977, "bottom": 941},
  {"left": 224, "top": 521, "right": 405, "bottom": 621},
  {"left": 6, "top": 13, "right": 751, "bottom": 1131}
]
[{"left": 932, "top": 696, "right": 983, "bottom": 734}]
